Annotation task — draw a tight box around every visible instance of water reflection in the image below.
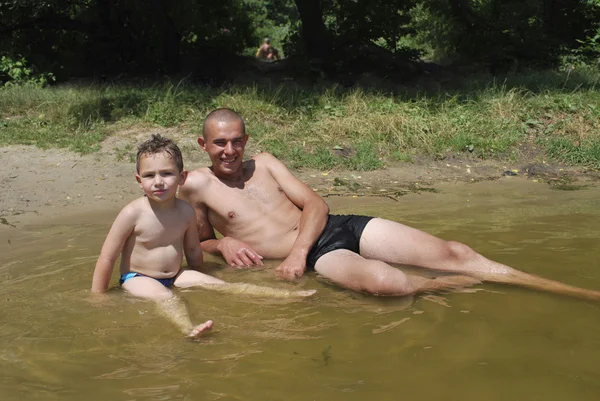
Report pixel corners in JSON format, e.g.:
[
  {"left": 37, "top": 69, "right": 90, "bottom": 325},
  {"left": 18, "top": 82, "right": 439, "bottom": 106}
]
[{"left": 1, "top": 180, "right": 600, "bottom": 401}]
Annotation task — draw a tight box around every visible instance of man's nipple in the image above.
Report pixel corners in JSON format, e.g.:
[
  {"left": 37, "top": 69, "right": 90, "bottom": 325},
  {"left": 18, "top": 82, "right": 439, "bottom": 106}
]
[{"left": 228, "top": 211, "right": 236, "bottom": 220}]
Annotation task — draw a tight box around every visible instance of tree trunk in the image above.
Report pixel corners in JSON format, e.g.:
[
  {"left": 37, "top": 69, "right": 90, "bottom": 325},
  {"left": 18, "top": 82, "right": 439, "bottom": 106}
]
[
  {"left": 293, "top": 0, "right": 331, "bottom": 64},
  {"left": 149, "top": 0, "right": 181, "bottom": 73}
]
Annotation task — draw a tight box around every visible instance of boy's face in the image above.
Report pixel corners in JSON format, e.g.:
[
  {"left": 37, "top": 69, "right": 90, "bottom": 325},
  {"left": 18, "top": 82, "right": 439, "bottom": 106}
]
[
  {"left": 199, "top": 119, "right": 248, "bottom": 178},
  {"left": 136, "top": 151, "right": 187, "bottom": 203}
]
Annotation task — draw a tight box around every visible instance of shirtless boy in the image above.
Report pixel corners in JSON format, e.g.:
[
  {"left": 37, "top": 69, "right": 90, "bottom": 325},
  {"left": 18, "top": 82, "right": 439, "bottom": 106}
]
[
  {"left": 179, "top": 108, "right": 600, "bottom": 301},
  {"left": 91, "top": 134, "right": 315, "bottom": 338}
]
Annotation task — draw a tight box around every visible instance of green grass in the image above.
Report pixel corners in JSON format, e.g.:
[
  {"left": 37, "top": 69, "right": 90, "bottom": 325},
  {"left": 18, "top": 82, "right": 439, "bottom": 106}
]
[{"left": 1, "top": 67, "right": 600, "bottom": 169}]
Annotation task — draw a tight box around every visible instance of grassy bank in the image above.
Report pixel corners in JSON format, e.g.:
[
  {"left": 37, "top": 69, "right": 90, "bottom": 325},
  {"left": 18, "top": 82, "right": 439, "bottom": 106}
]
[{"left": 1, "top": 68, "right": 600, "bottom": 170}]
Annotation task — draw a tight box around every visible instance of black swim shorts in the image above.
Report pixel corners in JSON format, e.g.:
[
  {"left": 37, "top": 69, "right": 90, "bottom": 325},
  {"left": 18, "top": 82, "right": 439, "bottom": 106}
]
[{"left": 306, "top": 214, "right": 374, "bottom": 269}]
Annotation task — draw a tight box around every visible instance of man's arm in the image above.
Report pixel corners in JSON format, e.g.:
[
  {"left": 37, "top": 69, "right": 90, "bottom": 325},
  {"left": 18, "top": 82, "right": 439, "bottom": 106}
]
[
  {"left": 91, "top": 206, "right": 136, "bottom": 293},
  {"left": 260, "top": 153, "right": 329, "bottom": 279}
]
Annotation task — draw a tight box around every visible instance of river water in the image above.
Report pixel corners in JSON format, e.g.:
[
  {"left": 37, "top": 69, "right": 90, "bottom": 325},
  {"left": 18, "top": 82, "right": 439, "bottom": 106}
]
[{"left": 1, "top": 179, "right": 599, "bottom": 401}]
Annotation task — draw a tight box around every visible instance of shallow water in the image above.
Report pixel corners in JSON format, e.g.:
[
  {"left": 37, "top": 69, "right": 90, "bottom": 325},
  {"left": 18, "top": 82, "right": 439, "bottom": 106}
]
[{"left": 2, "top": 179, "right": 600, "bottom": 401}]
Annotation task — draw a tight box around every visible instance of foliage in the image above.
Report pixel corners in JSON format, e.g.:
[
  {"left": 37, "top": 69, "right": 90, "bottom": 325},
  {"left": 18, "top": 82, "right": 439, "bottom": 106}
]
[
  {"left": 242, "top": 0, "right": 297, "bottom": 55},
  {"left": 0, "top": 0, "right": 255, "bottom": 77},
  {"left": 3, "top": 0, "right": 600, "bottom": 79},
  {"left": 411, "top": 0, "right": 600, "bottom": 68},
  {"left": 0, "top": 55, "right": 55, "bottom": 87}
]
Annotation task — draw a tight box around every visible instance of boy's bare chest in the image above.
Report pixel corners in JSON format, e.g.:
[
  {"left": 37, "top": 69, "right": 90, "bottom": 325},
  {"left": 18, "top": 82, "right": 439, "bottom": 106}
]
[{"left": 135, "top": 213, "right": 185, "bottom": 245}]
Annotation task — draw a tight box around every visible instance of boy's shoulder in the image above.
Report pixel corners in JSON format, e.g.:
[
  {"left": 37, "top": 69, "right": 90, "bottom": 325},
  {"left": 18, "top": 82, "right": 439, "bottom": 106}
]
[
  {"left": 112, "top": 197, "right": 148, "bottom": 224},
  {"left": 121, "top": 197, "right": 149, "bottom": 214}
]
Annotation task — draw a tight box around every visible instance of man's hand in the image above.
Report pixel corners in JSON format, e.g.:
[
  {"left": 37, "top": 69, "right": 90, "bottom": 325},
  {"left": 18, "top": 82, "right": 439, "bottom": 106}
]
[
  {"left": 275, "top": 252, "right": 307, "bottom": 280},
  {"left": 218, "top": 237, "right": 264, "bottom": 267}
]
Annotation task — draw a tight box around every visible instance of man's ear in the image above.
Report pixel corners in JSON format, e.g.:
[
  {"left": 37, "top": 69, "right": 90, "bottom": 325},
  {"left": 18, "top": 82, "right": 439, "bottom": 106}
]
[
  {"left": 197, "top": 136, "right": 206, "bottom": 151},
  {"left": 179, "top": 170, "right": 189, "bottom": 185}
]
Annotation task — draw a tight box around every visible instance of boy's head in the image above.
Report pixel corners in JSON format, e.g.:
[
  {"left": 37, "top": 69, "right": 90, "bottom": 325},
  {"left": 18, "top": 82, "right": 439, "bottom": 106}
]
[
  {"left": 135, "top": 135, "right": 187, "bottom": 202},
  {"left": 136, "top": 134, "right": 184, "bottom": 173}
]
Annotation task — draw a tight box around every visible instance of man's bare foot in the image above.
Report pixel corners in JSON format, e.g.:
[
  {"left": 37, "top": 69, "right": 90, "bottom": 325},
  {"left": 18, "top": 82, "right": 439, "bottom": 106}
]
[{"left": 188, "top": 320, "right": 213, "bottom": 338}]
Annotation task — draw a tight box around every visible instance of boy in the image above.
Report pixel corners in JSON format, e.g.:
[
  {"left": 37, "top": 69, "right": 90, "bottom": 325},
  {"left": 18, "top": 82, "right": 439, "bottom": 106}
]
[{"left": 91, "top": 134, "right": 314, "bottom": 338}]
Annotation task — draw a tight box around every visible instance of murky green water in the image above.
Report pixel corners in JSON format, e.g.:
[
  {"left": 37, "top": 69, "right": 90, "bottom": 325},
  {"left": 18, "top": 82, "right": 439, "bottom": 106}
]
[{"left": 2, "top": 180, "right": 600, "bottom": 401}]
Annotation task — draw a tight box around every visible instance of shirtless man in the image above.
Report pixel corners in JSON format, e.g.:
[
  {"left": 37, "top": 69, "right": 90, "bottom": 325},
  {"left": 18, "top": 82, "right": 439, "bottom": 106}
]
[
  {"left": 256, "top": 37, "right": 280, "bottom": 61},
  {"left": 180, "top": 108, "right": 600, "bottom": 301}
]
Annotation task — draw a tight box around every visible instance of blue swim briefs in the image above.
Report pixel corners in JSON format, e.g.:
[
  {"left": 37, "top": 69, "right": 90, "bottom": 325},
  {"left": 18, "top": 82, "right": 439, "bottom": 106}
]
[{"left": 119, "top": 272, "right": 178, "bottom": 287}]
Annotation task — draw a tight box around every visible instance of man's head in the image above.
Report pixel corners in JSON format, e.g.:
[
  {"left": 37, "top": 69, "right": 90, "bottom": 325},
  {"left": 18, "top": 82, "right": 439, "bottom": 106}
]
[
  {"left": 136, "top": 134, "right": 187, "bottom": 202},
  {"left": 200, "top": 108, "right": 248, "bottom": 179},
  {"left": 264, "top": 37, "right": 270, "bottom": 44}
]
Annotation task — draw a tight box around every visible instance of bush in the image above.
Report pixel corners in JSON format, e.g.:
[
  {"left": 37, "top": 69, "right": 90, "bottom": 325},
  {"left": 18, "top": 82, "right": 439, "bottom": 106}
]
[{"left": 0, "top": 56, "right": 55, "bottom": 88}]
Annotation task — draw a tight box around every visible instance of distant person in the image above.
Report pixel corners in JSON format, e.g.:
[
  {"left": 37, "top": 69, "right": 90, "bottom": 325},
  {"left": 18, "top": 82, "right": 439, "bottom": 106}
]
[
  {"left": 256, "top": 37, "right": 280, "bottom": 61},
  {"left": 91, "top": 134, "right": 315, "bottom": 338},
  {"left": 179, "top": 108, "right": 600, "bottom": 302}
]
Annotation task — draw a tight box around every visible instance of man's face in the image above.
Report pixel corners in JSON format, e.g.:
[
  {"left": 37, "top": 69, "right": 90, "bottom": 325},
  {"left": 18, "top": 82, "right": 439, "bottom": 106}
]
[{"left": 199, "top": 120, "right": 248, "bottom": 178}]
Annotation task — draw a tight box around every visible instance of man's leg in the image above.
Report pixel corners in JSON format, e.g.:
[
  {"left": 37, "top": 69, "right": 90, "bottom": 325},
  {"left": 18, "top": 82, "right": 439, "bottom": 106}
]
[
  {"left": 314, "top": 249, "right": 479, "bottom": 296},
  {"left": 174, "top": 270, "right": 316, "bottom": 298},
  {"left": 122, "top": 276, "right": 212, "bottom": 337},
  {"left": 359, "top": 218, "right": 600, "bottom": 300}
]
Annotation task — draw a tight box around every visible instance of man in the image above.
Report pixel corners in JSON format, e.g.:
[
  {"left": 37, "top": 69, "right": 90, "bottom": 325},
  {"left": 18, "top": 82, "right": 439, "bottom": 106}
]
[
  {"left": 180, "top": 108, "right": 600, "bottom": 300},
  {"left": 256, "top": 37, "right": 280, "bottom": 61}
]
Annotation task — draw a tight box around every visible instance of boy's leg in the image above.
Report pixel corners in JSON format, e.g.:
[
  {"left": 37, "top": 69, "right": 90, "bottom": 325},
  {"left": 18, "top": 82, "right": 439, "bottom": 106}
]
[
  {"left": 314, "top": 249, "right": 480, "bottom": 296},
  {"left": 122, "top": 276, "right": 212, "bottom": 337},
  {"left": 174, "top": 270, "right": 316, "bottom": 298},
  {"left": 359, "top": 218, "right": 600, "bottom": 300}
]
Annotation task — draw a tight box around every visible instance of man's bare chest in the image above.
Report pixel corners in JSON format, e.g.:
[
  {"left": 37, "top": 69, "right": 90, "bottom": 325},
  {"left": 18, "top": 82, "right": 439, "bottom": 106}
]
[{"left": 206, "top": 179, "right": 286, "bottom": 227}]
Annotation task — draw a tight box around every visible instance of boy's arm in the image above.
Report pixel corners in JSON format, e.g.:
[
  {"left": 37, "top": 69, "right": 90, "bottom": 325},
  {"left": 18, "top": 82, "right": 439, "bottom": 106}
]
[
  {"left": 91, "top": 206, "right": 136, "bottom": 293},
  {"left": 261, "top": 153, "right": 329, "bottom": 279}
]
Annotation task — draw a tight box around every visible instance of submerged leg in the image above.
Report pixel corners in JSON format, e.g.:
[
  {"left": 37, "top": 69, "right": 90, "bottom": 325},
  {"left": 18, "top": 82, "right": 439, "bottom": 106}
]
[
  {"left": 174, "top": 270, "right": 316, "bottom": 298},
  {"left": 360, "top": 218, "right": 600, "bottom": 301},
  {"left": 315, "top": 249, "right": 480, "bottom": 296},
  {"left": 122, "top": 276, "right": 212, "bottom": 337}
]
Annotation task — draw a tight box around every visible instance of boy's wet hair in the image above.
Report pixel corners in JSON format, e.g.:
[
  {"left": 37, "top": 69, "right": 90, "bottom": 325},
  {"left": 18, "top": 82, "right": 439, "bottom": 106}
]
[{"left": 136, "top": 134, "right": 184, "bottom": 173}]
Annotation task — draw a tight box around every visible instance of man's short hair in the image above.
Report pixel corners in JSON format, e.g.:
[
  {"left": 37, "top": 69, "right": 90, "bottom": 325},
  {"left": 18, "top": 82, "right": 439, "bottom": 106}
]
[
  {"left": 264, "top": 37, "right": 271, "bottom": 44},
  {"left": 136, "top": 134, "right": 184, "bottom": 173},
  {"left": 202, "top": 108, "right": 246, "bottom": 138}
]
